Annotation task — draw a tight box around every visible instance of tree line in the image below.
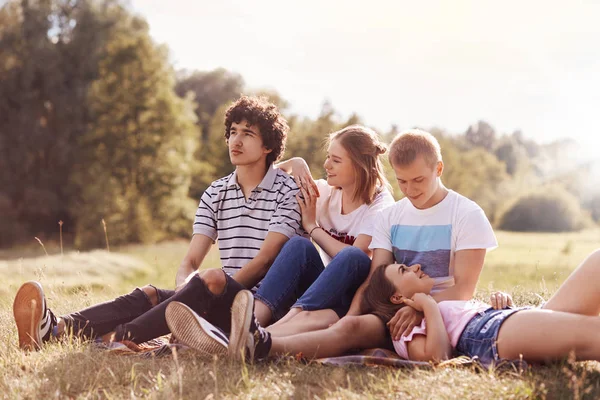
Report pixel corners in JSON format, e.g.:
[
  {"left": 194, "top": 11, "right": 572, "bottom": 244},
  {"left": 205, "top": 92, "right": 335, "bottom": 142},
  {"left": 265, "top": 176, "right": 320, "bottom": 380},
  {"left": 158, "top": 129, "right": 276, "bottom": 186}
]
[{"left": 1, "top": 0, "right": 598, "bottom": 249}]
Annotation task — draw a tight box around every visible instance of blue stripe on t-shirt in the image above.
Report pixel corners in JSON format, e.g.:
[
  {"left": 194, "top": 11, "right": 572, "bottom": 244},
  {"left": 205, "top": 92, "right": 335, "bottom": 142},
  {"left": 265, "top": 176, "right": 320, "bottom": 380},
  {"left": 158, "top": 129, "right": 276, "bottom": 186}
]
[
  {"left": 390, "top": 224, "right": 452, "bottom": 252},
  {"left": 391, "top": 248, "right": 451, "bottom": 278}
]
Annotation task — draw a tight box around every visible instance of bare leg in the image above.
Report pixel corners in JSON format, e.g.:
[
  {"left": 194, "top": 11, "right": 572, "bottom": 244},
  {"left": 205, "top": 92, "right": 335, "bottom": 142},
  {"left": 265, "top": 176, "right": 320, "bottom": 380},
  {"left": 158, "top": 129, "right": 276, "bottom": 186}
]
[
  {"left": 542, "top": 249, "right": 600, "bottom": 315},
  {"left": 497, "top": 309, "right": 600, "bottom": 362},
  {"left": 254, "top": 300, "right": 272, "bottom": 327},
  {"left": 267, "top": 309, "right": 339, "bottom": 337},
  {"left": 269, "top": 314, "right": 387, "bottom": 359},
  {"left": 268, "top": 307, "right": 302, "bottom": 328}
]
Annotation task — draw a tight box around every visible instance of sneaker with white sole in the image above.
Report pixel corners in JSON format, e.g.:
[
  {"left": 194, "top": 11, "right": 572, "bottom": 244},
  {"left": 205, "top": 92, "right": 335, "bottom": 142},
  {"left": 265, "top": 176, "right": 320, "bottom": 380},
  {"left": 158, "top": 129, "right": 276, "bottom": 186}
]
[
  {"left": 165, "top": 301, "right": 228, "bottom": 358},
  {"left": 13, "top": 281, "right": 57, "bottom": 351},
  {"left": 229, "top": 290, "right": 272, "bottom": 362},
  {"left": 228, "top": 290, "right": 254, "bottom": 362}
]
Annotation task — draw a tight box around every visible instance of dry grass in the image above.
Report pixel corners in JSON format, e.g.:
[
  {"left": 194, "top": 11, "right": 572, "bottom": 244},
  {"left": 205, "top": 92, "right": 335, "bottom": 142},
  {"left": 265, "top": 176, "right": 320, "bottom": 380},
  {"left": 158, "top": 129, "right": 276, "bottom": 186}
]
[{"left": 1, "top": 231, "right": 600, "bottom": 399}]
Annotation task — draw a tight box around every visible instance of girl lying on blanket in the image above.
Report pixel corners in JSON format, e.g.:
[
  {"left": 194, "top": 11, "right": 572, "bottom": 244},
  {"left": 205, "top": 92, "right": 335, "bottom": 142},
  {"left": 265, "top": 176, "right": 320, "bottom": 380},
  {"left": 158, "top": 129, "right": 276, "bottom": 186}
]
[{"left": 360, "top": 249, "right": 600, "bottom": 365}]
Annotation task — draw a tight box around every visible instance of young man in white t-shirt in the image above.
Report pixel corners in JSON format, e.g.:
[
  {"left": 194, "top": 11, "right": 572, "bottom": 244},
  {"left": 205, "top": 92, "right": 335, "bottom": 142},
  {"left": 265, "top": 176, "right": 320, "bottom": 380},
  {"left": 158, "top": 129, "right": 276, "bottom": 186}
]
[{"left": 158, "top": 128, "right": 498, "bottom": 361}]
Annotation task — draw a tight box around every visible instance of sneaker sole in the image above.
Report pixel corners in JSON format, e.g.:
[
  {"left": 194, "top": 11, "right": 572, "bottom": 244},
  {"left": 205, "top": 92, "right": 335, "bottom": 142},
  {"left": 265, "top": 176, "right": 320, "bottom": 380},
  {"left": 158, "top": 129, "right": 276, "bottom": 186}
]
[
  {"left": 229, "top": 290, "right": 254, "bottom": 362},
  {"left": 13, "top": 281, "right": 44, "bottom": 351},
  {"left": 165, "top": 302, "right": 228, "bottom": 358}
]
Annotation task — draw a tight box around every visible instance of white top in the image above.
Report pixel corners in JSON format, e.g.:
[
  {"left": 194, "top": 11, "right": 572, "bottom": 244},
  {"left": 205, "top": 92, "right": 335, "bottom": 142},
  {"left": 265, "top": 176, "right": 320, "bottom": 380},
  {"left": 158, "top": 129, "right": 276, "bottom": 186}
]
[
  {"left": 369, "top": 189, "right": 497, "bottom": 292},
  {"left": 315, "top": 179, "right": 395, "bottom": 265}
]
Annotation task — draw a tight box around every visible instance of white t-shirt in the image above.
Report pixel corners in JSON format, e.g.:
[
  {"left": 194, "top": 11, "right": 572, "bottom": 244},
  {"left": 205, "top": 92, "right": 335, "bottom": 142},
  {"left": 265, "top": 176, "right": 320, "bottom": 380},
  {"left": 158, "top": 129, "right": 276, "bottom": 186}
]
[
  {"left": 369, "top": 189, "right": 497, "bottom": 292},
  {"left": 315, "top": 179, "right": 395, "bottom": 265}
]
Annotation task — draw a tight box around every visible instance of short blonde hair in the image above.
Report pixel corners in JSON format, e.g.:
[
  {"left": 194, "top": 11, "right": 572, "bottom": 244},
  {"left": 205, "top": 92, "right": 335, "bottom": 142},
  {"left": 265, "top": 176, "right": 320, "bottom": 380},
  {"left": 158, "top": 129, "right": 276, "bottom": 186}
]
[{"left": 388, "top": 129, "right": 442, "bottom": 168}]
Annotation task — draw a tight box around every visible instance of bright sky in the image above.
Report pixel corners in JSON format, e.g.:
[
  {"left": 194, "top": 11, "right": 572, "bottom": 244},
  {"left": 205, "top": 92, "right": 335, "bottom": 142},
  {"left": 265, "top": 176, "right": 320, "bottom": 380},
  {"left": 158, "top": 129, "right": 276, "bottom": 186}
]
[{"left": 132, "top": 0, "right": 600, "bottom": 156}]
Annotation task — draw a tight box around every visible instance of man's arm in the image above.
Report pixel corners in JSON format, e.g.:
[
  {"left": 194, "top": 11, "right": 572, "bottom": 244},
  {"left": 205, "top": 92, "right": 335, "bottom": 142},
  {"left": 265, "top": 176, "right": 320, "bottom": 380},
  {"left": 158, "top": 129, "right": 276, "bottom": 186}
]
[
  {"left": 175, "top": 234, "right": 214, "bottom": 288},
  {"left": 232, "top": 231, "right": 290, "bottom": 289},
  {"left": 346, "top": 248, "right": 394, "bottom": 315},
  {"left": 431, "top": 248, "right": 487, "bottom": 302}
]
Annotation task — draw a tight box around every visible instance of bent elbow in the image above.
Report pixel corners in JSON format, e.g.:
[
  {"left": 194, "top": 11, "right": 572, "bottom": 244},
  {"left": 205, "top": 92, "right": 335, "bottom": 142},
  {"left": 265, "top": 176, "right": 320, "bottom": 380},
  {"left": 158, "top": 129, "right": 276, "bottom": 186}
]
[
  {"left": 434, "top": 348, "right": 453, "bottom": 362},
  {"left": 426, "top": 345, "right": 453, "bottom": 363}
]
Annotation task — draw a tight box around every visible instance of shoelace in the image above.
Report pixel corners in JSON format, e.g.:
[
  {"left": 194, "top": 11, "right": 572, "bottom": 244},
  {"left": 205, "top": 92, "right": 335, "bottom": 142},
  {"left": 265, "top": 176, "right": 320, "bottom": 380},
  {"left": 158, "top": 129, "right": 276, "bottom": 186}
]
[
  {"left": 41, "top": 309, "right": 58, "bottom": 341},
  {"left": 250, "top": 314, "right": 270, "bottom": 356}
]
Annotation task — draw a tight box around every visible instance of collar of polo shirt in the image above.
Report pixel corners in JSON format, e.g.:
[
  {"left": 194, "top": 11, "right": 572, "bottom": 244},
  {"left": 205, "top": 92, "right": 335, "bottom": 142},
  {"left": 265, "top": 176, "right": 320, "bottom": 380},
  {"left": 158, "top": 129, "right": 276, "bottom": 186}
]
[{"left": 227, "top": 163, "right": 278, "bottom": 191}]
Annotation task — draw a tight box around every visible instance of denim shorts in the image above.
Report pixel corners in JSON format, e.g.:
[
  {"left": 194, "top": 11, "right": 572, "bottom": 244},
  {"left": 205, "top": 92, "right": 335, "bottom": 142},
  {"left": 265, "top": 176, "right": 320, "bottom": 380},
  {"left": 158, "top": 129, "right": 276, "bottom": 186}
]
[{"left": 456, "top": 307, "right": 526, "bottom": 366}]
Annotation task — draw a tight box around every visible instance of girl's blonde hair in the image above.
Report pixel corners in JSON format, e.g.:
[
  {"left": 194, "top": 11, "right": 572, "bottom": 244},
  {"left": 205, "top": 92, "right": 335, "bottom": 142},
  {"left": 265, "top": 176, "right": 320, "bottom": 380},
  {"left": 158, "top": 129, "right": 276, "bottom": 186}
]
[
  {"left": 328, "top": 125, "right": 391, "bottom": 204},
  {"left": 361, "top": 264, "right": 406, "bottom": 322}
]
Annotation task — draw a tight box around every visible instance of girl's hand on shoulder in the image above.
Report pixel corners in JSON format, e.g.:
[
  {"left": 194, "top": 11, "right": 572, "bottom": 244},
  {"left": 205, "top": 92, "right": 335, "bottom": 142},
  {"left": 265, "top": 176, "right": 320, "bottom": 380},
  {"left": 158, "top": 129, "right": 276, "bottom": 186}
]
[
  {"left": 290, "top": 158, "right": 319, "bottom": 197},
  {"left": 490, "top": 291, "right": 513, "bottom": 309},
  {"left": 403, "top": 293, "right": 436, "bottom": 312}
]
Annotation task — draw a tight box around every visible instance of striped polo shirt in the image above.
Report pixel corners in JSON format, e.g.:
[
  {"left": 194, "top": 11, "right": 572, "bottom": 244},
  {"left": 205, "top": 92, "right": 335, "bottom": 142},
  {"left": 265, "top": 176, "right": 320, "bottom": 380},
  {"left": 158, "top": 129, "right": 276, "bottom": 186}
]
[{"left": 193, "top": 164, "right": 304, "bottom": 286}]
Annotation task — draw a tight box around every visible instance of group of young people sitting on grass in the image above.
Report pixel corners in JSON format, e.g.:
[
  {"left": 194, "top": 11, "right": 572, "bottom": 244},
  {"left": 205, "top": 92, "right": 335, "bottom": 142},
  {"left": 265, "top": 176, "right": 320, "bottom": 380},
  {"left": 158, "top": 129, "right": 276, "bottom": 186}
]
[{"left": 13, "top": 95, "right": 600, "bottom": 367}]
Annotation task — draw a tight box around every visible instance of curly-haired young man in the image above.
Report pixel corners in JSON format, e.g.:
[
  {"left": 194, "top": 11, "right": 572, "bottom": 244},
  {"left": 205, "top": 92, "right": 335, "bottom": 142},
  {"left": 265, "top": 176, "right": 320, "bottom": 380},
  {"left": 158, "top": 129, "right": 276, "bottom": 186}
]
[{"left": 13, "top": 95, "right": 319, "bottom": 350}]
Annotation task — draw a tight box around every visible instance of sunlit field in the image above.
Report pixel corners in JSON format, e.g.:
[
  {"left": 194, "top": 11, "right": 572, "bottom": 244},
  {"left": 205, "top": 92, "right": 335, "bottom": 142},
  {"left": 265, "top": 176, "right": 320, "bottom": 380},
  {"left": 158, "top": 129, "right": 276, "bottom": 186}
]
[{"left": 1, "top": 230, "right": 599, "bottom": 399}]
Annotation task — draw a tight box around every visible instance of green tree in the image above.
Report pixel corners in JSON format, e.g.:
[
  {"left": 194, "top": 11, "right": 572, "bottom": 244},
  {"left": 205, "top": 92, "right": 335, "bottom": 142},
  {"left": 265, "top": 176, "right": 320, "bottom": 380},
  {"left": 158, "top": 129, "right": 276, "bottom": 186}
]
[
  {"left": 440, "top": 136, "right": 509, "bottom": 222},
  {"left": 465, "top": 120, "right": 497, "bottom": 151},
  {"left": 494, "top": 137, "right": 530, "bottom": 176},
  {"left": 285, "top": 100, "right": 337, "bottom": 179},
  {"left": 175, "top": 68, "right": 243, "bottom": 199},
  {"left": 73, "top": 8, "right": 198, "bottom": 247},
  {"left": 0, "top": 0, "right": 113, "bottom": 246},
  {"left": 498, "top": 186, "right": 591, "bottom": 232},
  {"left": 175, "top": 68, "right": 244, "bottom": 142}
]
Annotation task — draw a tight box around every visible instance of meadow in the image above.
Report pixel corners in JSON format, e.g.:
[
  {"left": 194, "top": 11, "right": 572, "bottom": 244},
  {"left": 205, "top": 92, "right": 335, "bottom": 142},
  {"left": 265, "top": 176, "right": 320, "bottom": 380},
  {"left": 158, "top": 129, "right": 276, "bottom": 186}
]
[{"left": 1, "top": 230, "right": 600, "bottom": 399}]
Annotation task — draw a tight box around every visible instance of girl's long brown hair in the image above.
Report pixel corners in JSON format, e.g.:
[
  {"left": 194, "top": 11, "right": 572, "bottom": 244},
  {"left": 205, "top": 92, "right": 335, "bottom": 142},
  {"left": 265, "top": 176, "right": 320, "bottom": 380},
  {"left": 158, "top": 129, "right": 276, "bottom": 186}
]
[{"left": 361, "top": 264, "right": 406, "bottom": 322}]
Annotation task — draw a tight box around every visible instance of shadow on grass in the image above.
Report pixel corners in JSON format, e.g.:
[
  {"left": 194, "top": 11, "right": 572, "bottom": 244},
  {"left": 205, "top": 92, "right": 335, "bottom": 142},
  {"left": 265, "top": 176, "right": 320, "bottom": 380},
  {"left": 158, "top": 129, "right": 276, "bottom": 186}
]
[
  {"left": 30, "top": 345, "right": 428, "bottom": 399},
  {"left": 11, "top": 340, "right": 600, "bottom": 399}
]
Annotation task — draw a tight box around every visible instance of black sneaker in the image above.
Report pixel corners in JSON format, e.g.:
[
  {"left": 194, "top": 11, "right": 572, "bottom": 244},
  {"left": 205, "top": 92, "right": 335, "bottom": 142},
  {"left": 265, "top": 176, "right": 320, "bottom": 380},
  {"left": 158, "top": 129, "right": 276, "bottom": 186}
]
[
  {"left": 165, "top": 301, "right": 229, "bottom": 358},
  {"left": 13, "top": 281, "right": 57, "bottom": 351},
  {"left": 229, "top": 290, "right": 272, "bottom": 362}
]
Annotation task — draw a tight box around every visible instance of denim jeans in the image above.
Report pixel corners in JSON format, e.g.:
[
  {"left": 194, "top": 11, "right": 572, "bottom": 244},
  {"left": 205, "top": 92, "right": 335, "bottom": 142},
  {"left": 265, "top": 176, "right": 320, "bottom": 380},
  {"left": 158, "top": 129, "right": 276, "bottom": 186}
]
[
  {"left": 293, "top": 245, "right": 371, "bottom": 317},
  {"left": 456, "top": 307, "right": 523, "bottom": 366},
  {"left": 61, "top": 272, "right": 246, "bottom": 344},
  {"left": 254, "top": 236, "right": 325, "bottom": 321}
]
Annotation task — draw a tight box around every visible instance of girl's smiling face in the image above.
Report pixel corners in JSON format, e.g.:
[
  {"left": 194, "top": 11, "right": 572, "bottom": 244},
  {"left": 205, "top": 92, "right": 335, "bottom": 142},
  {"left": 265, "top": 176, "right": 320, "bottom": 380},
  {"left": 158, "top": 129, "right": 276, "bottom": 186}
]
[
  {"left": 384, "top": 263, "right": 435, "bottom": 301},
  {"left": 323, "top": 139, "right": 356, "bottom": 191}
]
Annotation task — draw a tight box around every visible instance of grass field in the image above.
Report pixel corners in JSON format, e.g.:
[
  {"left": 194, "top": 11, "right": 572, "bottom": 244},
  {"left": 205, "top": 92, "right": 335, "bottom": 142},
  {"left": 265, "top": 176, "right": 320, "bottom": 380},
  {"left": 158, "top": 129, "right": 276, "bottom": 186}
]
[{"left": 1, "top": 230, "right": 600, "bottom": 399}]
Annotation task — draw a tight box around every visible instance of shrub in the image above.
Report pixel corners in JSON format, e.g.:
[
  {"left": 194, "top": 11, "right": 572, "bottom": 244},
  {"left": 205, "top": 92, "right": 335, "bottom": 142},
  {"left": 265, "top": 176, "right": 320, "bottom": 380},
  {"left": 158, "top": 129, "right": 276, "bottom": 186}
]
[{"left": 498, "top": 186, "right": 591, "bottom": 232}]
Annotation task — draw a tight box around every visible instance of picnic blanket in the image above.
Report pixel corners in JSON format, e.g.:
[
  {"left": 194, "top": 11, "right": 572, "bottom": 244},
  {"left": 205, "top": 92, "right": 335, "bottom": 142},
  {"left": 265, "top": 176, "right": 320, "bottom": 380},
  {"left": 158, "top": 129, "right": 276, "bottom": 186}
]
[
  {"left": 97, "top": 339, "right": 484, "bottom": 370},
  {"left": 314, "top": 349, "right": 528, "bottom": 372},
  {"left": 315, "top": 348, "right": 431, "bottom": 368},
  {"left": 314, "top": 348, "right": 481, "bottom": 369}
]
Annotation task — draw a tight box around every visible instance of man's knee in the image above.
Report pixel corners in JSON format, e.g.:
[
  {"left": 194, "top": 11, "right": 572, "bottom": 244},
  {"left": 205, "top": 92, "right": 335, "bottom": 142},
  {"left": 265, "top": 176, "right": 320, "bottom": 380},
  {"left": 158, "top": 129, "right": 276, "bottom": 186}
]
[
  {"left": 199, "top": 268, "right": 227, "bottom": 295},
  {"left": 141, "top": 285, "right": 159, "bottom": 306}
]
